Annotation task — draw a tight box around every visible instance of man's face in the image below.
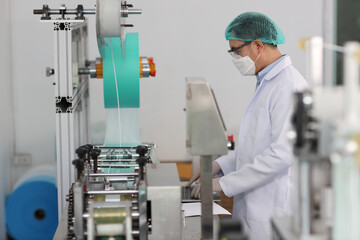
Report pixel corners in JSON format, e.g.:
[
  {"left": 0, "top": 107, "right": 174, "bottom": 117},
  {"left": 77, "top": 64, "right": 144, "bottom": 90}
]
[{"left": 229, "top": 40, "right": 251, "bottom": 57}]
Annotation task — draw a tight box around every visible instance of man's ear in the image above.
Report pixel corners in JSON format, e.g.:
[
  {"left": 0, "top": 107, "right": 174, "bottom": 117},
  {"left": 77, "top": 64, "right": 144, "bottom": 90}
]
[{"left": 254, "top": 39, "right": 264, "bottom": 53}]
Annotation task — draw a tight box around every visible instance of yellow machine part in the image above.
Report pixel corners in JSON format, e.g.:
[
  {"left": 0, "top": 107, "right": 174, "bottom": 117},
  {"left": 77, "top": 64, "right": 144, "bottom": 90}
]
[{"left": 93, "top": 207, "right": 128, "bottom": 224}]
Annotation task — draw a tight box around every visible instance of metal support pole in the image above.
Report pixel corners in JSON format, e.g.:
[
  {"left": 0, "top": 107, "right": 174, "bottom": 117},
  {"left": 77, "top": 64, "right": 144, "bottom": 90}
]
[
  {"left": 344, "top": 42, "right": 360, "bottom": 126},
  {"left": 138, "top": 182, "right": 148, "bottom": 240},
  {"left": 73, "top": 182, "right": 84, "bottom": 239},
  {"left": 200, "top": 155, "right": 213, "bottom": 240},
  {"left": 300, "top": 158, "right": 311, "bottom": 235},
  {"left": 54, "top": 24, "right": 75, "bottom": 218},
  {"left": 308, "top": 37, "right": 324, "bottom": 88},
  {"left": 322, "top": 0, "right": 335, "bottom": 86}
]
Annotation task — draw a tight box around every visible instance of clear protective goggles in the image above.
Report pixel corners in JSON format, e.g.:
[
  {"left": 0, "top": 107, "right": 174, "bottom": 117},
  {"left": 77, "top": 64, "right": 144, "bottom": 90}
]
[{"left": 228, "top": 41, "right": 252, "bottom": 59}]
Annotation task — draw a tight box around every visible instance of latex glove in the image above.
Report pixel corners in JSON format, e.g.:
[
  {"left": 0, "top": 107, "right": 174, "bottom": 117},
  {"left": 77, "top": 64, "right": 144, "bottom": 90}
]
[
  {"left": 212, "top": 177, "right": 222, "bottom": 192},
  {"left": 185, "top": 161, "right": 221, "bottom": 188},
  {"left": 190, "top": 178, "right": 223, "bottom": 199},
  {"left": 191, "top": 180, "right": 202, "bottom": 198}
]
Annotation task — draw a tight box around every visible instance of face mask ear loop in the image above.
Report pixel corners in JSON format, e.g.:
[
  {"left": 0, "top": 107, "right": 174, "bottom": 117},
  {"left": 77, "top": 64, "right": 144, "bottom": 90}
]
[
  {"left": 247, "top": 43, "right": 261, "bottom": 64},
  {"left": 254, "top": 53, "right": 261, "bottom": 64},
  {"left": 251, "top": 54, "right": 261, "bottom": 75},
  {"left": 246, "top": 43, "right": 253, "bottom": 57}
]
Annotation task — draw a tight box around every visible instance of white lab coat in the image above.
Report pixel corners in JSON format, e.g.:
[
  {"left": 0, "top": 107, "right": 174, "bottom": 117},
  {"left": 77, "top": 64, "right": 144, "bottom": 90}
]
[{"left": 216, "top": 56, "right": 308, "bottom": 240}]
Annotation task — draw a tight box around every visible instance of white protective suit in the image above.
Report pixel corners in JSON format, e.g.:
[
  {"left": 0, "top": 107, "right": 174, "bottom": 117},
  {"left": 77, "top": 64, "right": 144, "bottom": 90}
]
[{"left": 216, "top": 56, "right": 308, "bottom": 240}]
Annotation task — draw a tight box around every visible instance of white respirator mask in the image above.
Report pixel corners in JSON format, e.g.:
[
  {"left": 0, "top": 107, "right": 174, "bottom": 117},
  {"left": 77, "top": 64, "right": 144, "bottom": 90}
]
[{"left": 231, "top": 45, "right": 260, "bottom": 76}]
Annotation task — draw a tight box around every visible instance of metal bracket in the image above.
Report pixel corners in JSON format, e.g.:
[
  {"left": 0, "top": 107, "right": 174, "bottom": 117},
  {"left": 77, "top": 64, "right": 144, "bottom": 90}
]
[
  {"left": 53, "top": 22, "right": 71, "bottom": 31},
  {"left": 56, "top": 96, "right": 73, "bottom": 113},
  {"left": 46, "top": 67, "right": 55, "bottom": 77}
]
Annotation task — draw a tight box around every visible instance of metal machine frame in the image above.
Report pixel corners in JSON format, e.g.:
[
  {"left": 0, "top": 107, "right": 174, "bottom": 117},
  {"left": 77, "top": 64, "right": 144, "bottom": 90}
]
[
  {"left": 52, "top": 20, "right": 90, "bottom": 216},
  {"left": 36, "top": 17, "right": 91, "bottom": 216}
]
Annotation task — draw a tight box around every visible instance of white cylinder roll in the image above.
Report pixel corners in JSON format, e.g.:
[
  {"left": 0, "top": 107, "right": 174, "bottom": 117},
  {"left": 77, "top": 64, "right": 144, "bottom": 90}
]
[{"left": 96, "top": 0, "right": 124, "bottom": 37}]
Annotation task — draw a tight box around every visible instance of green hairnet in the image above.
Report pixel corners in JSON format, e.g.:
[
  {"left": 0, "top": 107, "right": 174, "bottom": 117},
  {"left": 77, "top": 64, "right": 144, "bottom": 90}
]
[{"left": 225, "top": 12, "right": 285, "bottom": 45}]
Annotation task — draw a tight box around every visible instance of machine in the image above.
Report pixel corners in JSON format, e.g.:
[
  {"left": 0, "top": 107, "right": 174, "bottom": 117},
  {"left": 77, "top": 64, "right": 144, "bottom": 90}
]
[
  {"left": 33, "top": 1, "right": 156, "bottom": 216},
  {"left": 271, "top": 37, "right": 360, "bottom": 239},
  {"left": 33, "top": 2, "right": 233, "bottom": 239},
  {"left": 53, "top": 144, "right": 183, "bottom": 240},
  {"left": 32, "top": 2, "right": 186, "bottom": 239}
]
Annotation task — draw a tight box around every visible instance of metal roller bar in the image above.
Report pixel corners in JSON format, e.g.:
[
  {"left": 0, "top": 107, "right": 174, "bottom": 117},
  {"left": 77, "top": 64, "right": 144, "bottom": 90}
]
[
  {"left": 89, "top": 179, "right": 135, "bottom": 184},
  {"left": 99, "top": 154, "right": 139, "bottom": 158},
  {"left": 128, "top": 9, "right": 142, "bottom": 15},
  {"left": 97, "top": 159, "right": 138, "bottom": 162},
  {"left": 86, "top": 190, "right": 138, "bottom": 195},
  {"left": 89, "top": 173, "right": 138, "bottom": 177},
  {"left": 95, "top": 146, "right": 137, "bottom": 150},
  {"left": 83, "top": 210, "right": 140, "bottom": 219},
  {"left": 33, "top": 8, "right": 95, "bottom": 15},
  {"left": 98, "top": 164, "right": 139, "bottom": 168}
]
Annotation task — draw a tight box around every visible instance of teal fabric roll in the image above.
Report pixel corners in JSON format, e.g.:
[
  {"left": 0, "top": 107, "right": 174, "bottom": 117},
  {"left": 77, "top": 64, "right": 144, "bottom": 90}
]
[{"left": 98, "top": 34, "right": 140, "bottom": 108}]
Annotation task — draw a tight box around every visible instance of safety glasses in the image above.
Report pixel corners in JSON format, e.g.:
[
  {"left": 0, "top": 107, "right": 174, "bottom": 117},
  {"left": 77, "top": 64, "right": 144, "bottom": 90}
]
[{"left": 228, "top": 41, "right": 251, "bottom": 58}]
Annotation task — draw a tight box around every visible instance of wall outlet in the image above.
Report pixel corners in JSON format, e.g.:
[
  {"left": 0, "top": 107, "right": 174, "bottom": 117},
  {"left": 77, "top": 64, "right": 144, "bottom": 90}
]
[{"left": 13, "top": 154, "right": 32, "bottom": 166}]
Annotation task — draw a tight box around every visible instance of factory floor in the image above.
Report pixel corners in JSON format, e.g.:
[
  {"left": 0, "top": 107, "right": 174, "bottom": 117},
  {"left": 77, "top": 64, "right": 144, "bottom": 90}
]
[{"left": 176, "top": 162, "right": 233, "bottom": 216}]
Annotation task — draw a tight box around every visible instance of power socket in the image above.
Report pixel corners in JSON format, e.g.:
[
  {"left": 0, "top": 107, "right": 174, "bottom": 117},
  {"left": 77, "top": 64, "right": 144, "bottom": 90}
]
[{"left": 13, "top": 154, "right": 32, "bottom": 166}]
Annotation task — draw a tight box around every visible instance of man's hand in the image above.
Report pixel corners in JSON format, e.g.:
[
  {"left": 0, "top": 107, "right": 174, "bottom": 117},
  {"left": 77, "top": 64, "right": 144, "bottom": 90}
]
[
  {"left": 191, "top": 180, "right": 201, "bottom": 198},
  {"left": 185, "top": 166, "right": 200, "bottom": 188},
  {"left": 190, "top": 178, "right": 222, "bottom": 199},
  {"left": 185, "top": 161, "right": 222, "bottom": 188}
]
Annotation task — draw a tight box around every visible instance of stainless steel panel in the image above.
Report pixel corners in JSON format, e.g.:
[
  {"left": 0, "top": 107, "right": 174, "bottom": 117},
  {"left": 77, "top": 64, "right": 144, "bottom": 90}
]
[
  {"left": 146, "top": 163, "right": 182, "bottom": 240},
  {"left": 185, "top": 78, "right": 228, "bottom": 156}
]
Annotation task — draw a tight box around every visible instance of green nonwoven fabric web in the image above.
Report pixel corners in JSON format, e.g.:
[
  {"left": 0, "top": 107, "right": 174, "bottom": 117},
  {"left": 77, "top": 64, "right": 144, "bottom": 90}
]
[{"left": 98, "top": 33, "right": 140, "bottom": 108}]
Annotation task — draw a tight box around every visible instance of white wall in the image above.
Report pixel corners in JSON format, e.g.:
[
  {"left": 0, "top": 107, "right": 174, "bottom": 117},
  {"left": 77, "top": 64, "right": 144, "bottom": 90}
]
[
  {"left": 90, "top": 0, "right": 323, "bottom": 160},
  {"left": 0, "top": 0, "right": 14, "bottom": 237},
  {"left": 7, "top": 0, "right": 323, "bottom": 179}
]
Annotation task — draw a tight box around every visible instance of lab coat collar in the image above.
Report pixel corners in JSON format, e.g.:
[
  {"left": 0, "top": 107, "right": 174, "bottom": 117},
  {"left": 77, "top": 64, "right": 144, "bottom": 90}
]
[
  {"left": 250, "top": 55, "right": 292, "bottom": 107},
  {"left": 263, "top": 55, "right": 292, "bottom": 81}
]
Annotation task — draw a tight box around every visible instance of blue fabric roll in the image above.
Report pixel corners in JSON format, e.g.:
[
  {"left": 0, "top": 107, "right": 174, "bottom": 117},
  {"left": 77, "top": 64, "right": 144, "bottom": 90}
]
[{"left": 6, "top": 174, "right": 58, "bottom": 240}]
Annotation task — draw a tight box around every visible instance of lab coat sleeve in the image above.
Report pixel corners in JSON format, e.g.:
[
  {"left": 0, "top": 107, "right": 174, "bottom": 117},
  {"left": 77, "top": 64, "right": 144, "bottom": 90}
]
[
  {"left": 219, "top": 86, "right": 294, "bottom": 197},
  {"left": 215, "top": 150, "right": 236, "bottom": 176}
]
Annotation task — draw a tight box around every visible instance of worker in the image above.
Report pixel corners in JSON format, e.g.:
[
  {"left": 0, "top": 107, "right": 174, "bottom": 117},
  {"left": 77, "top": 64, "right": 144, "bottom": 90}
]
[{"left": 186, "top": 12, "right": 308, "bottom": 240}]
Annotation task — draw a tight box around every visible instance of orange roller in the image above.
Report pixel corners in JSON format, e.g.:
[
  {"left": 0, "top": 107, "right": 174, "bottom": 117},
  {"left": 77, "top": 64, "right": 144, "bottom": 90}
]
[
  {"left": 96, "top": 58, "right": 103, "bottom": 79},
  {"left": 150, "top": 63, "right": 156, "bottom": 77}
]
